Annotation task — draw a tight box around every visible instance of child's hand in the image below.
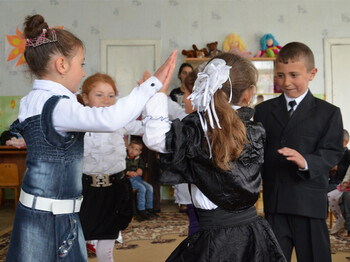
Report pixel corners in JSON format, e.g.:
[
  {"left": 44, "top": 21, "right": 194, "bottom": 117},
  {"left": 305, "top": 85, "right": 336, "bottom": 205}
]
[
  {"left": 277, "top": 147, "right": 306, "bottom": 169},
  {"left": 137, "top": 70, "right": 152, "bottom": 86},
  {"left": 127, "top": 171, "right": 137, "bottom": 177},
  {"left": 154, "top": 50, "right": 178, "bottom": 95},
  {"left": 340, "top": 182, "right": 349, "bottom": 191}
]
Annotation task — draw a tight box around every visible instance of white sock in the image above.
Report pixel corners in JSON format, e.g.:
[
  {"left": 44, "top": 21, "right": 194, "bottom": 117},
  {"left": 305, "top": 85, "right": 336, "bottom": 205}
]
[{"left": 96, "top": 239, "right": 115, "bottom": 262}]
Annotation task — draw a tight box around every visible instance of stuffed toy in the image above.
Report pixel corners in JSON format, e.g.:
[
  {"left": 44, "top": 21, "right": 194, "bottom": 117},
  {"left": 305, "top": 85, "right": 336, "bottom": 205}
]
[
  {"left": 182, "top": 44, "right": 208, "bottom": 58},
  {"left": 222, "top": 33, "right": 252, "bottom": 57},
  {"left": 255, "top": 33, "right": 282, "bottom": 58},
  {"left": 206, "top": 41, "right": 222, "bottom": 57}
]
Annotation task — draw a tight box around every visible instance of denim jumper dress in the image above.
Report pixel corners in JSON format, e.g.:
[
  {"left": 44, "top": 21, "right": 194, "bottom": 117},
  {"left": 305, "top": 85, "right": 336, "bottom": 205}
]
[{"left": 6, "top": 96, "right": 87, "bottom": 262}]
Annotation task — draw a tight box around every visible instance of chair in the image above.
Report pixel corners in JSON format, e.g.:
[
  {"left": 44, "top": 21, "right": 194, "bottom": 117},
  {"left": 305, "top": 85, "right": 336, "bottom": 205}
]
[
  {"left": 255, "top": 187, "right": 263, "bottom": 211},
  {"left": 329, "top": 210, "right": 335, "bottom": 229},
  {"left": 0, "top": 163, "right": 21, "bottom": 209}
]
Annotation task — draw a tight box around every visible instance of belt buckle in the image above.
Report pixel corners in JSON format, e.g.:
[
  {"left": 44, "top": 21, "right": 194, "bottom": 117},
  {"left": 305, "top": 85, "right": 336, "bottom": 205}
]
[{"left": 90, "top": 174, "right": 112, "bottom": 187}]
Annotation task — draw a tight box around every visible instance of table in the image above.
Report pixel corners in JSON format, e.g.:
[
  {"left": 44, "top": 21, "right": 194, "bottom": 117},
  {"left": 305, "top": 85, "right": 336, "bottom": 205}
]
[{"left": 0, "top": 146, "right": 27, "bottom": 184}]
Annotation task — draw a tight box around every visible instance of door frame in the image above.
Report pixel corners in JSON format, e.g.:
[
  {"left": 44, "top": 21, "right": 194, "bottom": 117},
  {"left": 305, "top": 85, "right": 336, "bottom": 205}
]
[{"left": 323, "top": 37, "right": 350, "bottom": 103}]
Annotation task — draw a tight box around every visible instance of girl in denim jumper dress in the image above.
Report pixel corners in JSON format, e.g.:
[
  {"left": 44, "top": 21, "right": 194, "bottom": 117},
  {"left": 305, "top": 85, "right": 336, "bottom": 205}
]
[{"left": 6, "top": 14, "right": 177, "bottom": 262}]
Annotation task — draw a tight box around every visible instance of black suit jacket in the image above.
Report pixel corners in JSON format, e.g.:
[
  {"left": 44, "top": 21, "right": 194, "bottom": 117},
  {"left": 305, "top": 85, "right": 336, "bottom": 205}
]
[{"left": 254, "top": 91, "right": 344, "bottom": 219}]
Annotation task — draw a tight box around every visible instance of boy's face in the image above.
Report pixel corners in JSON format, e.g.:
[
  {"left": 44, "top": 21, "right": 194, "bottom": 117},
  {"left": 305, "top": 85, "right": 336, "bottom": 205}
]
[
  {"left": 275, "top": 58, "right": 317, "bottom": 98},
  {"left": 127, "top": 143, "right": 142, "bottom": 157}
]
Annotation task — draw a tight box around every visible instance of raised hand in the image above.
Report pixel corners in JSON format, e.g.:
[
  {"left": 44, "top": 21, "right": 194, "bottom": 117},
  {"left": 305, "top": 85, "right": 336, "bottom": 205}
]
[
  {"left": 137, "top": 70, "right": 152, "bottom": 86},
  {"left": 154, "top": 50, "right": 178, "bottom": 94}
]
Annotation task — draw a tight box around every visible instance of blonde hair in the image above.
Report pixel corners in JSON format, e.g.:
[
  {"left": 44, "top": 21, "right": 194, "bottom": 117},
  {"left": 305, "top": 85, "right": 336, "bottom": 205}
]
[{"left": 222, "top": 33, "right": 247, "bottom": 52}]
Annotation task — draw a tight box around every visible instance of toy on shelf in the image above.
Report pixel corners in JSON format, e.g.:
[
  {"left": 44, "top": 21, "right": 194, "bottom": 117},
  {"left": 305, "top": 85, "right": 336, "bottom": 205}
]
[
  {"left": 222, "top": 33, "right": 252, "bottom": 57},
  {"left": 255, "top": 33, "right": 282, "bottom": 58},
  {"left": 182, "top": 44, "right": 208, "bottom": 58},
  {"left": 206, "top": 41, "right": 222, "bottom": 57}
]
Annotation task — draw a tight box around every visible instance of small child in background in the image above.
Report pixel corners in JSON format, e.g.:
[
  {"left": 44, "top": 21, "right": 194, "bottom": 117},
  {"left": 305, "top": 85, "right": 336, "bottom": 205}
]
[
  {"left": 78, "top": 73, "right": 142, "bottom": 261},
  {"left": 126, "top": 138, "right": 158, "bottom": 220},
  {"left": 328, "top": 129, "right": 350, "bottom": 192},
  {"left": 328, "top": 166, "right": 350, "bottom": 234}
]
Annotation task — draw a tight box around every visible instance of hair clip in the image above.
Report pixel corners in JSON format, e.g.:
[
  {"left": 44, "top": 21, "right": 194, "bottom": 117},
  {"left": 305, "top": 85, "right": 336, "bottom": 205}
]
[{"left": 26, "top": 28, "right": 57, "bottom": 48}]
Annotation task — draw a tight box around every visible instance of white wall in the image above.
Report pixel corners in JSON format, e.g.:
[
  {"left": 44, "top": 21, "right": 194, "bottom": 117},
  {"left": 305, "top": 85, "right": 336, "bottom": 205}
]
[{"left": 1, "top": 0, "right": 350, "bottom": 97}]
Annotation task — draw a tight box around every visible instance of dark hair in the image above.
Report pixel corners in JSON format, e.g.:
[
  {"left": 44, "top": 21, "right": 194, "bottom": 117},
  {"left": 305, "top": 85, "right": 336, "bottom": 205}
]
[
  {"left": 204, "top": 53, "right": 258, "bottom": 170},
  {"left": 178, "top": 63, "right": 193, "bottom": 79},
  {"left": 23, "top": 14, "right": 84, "bottom": 78},
  {"left": 276, "top": 42, "right": 315, "bottom": 71},
  {"left": 130, "top": 136, "right": 143, "bottom": 149}
]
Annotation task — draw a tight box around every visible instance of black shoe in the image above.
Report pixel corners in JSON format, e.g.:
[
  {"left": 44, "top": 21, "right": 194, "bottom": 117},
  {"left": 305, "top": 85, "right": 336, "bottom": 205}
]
[
  {"left": 138, "top": 210, "right": 150, "bottom": 220},
  {"left": 147, "top": 208, "right": 160, "bottom": 217}
]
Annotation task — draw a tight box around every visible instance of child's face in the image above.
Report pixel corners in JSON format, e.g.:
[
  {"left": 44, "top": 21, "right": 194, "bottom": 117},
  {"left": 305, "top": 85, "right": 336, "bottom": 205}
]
[
  {"left": 275, "top": 58, "right": 317, "bottom": 98},
  {"left": 65, "top": 47, "right": 86, "bottom": 93},
  {"left": 82, "top": 82, "right": 116, "bottom": 107},
  {"left": 127, "top": 143, "right": 142, "bottom": 157}
]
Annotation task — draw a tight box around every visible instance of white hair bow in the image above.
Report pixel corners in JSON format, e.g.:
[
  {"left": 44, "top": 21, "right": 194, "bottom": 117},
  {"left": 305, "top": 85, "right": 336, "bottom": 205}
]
[{"left": 188, "top": 58, "right": 232, "bottom": 158}]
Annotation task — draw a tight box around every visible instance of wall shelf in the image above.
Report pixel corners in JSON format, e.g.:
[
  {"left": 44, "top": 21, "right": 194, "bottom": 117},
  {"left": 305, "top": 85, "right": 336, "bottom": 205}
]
[{"left": 184, "top": 56, "right": 276, "bottom": 97}]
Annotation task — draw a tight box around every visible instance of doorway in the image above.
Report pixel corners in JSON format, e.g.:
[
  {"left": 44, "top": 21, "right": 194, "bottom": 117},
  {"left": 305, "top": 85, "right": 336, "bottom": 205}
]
[
  {"left": 324, "top": 38, "right": 350, "bottom": 132},
  {"left": 100, "top": 39, "right": 161, "bottom": 98}
]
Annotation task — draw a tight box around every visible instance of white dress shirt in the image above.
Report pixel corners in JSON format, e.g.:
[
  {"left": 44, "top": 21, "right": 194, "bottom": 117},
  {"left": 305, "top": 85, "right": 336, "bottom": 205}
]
[{"left": 83, "top": 121, "right": 143, "bottom": 175}]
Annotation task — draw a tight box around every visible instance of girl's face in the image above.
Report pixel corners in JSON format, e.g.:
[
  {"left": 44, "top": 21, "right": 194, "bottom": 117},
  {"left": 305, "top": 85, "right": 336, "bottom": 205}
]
[
  {"left": 179, "top": 66, "right": 193, "bottom": 85},
  {"left": 65, "top": 47, "right": 86, "bottom": 93},
  {"left": 182, "top": 88, "right": 195, "bottom": 114},
  {"left": 82, "top": 82, "right": 116, "bottom": 107}
]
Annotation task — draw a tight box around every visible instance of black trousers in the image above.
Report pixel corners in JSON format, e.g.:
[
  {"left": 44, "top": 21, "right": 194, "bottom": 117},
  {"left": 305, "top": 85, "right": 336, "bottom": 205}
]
[{"left": 265, "top": 213, "right": 331, "bottom": 262}]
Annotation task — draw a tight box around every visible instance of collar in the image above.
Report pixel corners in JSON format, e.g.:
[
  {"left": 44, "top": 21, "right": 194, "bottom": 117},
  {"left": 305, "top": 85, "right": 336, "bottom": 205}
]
[
  {"left": 33, "top": 79, "right": 78, "bottom": 101},
  {"left": 283, "top": 89, "right": 309, "bottom": 110},
  {"left": 127, "top": 155, "right": 139, "bottom": 160}
]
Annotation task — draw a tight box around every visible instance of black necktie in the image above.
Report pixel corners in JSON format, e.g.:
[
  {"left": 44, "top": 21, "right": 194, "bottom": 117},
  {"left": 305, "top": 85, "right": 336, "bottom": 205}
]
[{"left": 288, "top": 100, "right": 296, "bottom": 118}]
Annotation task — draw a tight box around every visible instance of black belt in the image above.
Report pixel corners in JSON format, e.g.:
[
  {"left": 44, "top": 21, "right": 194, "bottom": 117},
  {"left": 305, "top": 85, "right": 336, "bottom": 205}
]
[
  {"left": 83, "top": 172, "right": 125, "bottom": 187},
  {"left": 197, "top": 206, "right": 258, "bottom": 230}
]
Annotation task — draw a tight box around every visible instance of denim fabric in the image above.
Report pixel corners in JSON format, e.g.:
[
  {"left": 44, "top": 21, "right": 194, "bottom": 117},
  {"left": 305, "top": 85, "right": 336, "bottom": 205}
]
[
  {"left": 129, "top": 176, "right": 153, "bottom": 210},
  {"left": 7, "top": 96, "right": 87, "bottom": 262}
]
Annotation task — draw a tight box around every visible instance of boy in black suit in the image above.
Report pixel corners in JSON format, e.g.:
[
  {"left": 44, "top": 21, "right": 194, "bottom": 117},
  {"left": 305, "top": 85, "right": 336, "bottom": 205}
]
[{"left": 255, "top": 42, "right": 344, "bottom": 262}]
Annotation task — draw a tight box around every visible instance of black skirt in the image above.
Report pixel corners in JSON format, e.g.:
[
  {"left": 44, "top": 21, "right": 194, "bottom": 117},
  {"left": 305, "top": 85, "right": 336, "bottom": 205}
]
[
  {"left": 79, "top": 172, "right": 133, "bottom": 240},
  {"left": 166, "top": 206, "right": 286, "bottom": 262}
]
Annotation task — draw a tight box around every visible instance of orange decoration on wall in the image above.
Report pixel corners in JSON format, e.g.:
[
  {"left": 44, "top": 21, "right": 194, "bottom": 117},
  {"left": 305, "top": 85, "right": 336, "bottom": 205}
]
[
  {"left": 6, "top": 26, "right": 64, "bottom": 67},
  {"left": 6, "top": 27, "right": 26, "bottom": 67},
  {"left": 10, "top": 100, "right": 15, "bottom": 109}
]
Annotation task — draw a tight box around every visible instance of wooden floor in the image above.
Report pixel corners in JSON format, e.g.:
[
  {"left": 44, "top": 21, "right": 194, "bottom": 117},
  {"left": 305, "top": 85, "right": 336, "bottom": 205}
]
[{"left": 1, "top": 199, "right": 349, "bottom": 261}]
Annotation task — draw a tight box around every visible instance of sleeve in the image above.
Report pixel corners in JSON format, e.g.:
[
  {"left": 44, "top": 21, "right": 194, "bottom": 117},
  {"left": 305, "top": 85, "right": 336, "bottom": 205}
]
[
  {"left": 142, "top": 93, "right": 171, "bottom": 153},
  {"left": 300, "top": 107, "right": 344, "bottom": 180},
  {"left": 138, "top": 157, "right": 145, "bottom": 171},
  {"left": 342, "top": 166, "right": 350, "bottom": 183},
  {"left": 53, "top": 77, "right": 162, "bottom": 133},
  {"left": 124, "top": 120, "right": 144, "bottom": 136},
  {"left": 168, "top": 97, "right": 187, "bottom": 121}
]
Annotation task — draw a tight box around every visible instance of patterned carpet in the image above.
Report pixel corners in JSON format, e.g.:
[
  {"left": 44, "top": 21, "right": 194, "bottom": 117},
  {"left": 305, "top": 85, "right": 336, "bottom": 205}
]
[
  {"left": 0, "top": 211, "right": 189, "bottom": 261},
  {"left": 1, "top": 211, "right": 350, "bottom": 261}
]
